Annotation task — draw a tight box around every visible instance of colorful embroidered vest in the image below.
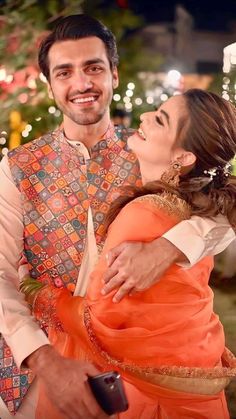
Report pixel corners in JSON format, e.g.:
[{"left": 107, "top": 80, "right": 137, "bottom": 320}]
[{"left": 0, "top": 126, "right": 141, "bottom": 414}]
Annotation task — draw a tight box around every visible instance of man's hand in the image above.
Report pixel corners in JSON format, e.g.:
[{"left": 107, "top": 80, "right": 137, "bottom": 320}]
[
  {"left": 26, "top": 345, "right": 114, "bottom": 419},
  {"left": 101, "top": 237, "right": 187, "bottom": 302}
]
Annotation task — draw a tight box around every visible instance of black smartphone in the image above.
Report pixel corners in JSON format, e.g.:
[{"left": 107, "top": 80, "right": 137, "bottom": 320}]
[{"left": 88, "top": 371, "right": 129, "bottom": 415}]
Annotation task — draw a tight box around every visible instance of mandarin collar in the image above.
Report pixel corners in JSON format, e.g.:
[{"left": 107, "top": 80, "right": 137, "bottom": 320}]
[{"left": 54, "top": 123, "right": 116, "bottom": 151}]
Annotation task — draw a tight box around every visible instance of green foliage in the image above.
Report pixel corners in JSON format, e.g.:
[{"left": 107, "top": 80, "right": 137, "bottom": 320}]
[
  {"left": 208, "top": 73, "right": 223, "bottom": 95},
  {"left": 20, "top": 275, "right": 46, "bottom": 305}
]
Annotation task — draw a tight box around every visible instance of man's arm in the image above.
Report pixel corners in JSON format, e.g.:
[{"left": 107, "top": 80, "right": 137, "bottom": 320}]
[
  {"left": 163, "top": 214, "right": 235, "bottom": 266},
  {"left": 102, "top": 215, "right": 235, "bottom": 302},
  {"left": 0, "top": 156, "right": 112, "bottom": 418},
  {"left": 0, "top": 156, "right": 49, "bottom": 367},
  {"left": 26, "top": 345, "right": 111, "bottom": 419}
]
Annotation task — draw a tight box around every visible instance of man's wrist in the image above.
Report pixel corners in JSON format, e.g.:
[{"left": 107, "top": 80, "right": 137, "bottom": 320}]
[
  {"left": 153, "top": 237, "right": 188, "bottom": 264},
  {"left": 25, "top": 344, "right": 57, "bottom": 373}
]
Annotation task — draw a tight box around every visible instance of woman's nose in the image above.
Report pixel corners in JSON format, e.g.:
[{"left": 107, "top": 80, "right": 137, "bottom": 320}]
[
  {"left": 140, "top": 111, "right": 154, "bottom": 122},
  {"left": 140, "top": 112, "right": 148, "bottom": 122}
]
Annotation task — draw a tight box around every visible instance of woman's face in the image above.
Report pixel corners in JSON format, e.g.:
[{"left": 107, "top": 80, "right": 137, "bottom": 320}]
[{"left": 128, "top": 95, "right": 187, "bottom": 171}]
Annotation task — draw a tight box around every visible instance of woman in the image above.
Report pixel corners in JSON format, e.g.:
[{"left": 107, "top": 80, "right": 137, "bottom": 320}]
[{"left": 22, "top": 89, "right": 236, "bottom": 418}]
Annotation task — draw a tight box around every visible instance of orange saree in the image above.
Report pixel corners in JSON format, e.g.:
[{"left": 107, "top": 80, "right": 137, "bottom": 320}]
[{"left": 30, "top": 194, "right": 236, "bottom": 419}]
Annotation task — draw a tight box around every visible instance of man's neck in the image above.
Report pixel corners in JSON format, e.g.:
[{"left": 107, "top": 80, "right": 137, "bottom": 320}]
[{"left": 63, "top": 114, "right": 111, "bottom": 148}]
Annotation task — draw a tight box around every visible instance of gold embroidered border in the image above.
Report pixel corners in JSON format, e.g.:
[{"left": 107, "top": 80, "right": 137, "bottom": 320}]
[
  {"left": 83, "top": 305, "right": 236, "bottom": 380},
  {"left": 134, "top": 193, "right": 191, "bottom": 221}
]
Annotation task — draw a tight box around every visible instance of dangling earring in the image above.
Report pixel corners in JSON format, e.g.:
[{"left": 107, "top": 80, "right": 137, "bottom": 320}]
[{"left": 161, "top": 161, "right": 182, "bottom": 187}]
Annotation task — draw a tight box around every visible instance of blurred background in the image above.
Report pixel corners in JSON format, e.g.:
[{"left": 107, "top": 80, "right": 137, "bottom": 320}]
[{"left": 0, "top": 0, "right": 235, "bottom": 416}]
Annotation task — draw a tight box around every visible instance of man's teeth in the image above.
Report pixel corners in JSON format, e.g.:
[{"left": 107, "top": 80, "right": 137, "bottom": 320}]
[
  {"left": 138, "top": 128, "right": 146, "bottom": 140},
  {"left": 71, "top": 96, "right": 96, "bottom": 103}
]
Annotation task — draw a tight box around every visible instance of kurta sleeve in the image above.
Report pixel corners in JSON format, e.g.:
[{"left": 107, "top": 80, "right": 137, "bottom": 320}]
[
  {"left": 163, "top": 215, "right": 235, "bottom": 267},
  {"left": 0, "top": 156, "right": 49, "bottom": 368}
]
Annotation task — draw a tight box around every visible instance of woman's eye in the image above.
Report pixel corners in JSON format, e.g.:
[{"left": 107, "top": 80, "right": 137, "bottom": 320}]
[{"left": 155, "top": 116, "right": 163, "bottom": 126}]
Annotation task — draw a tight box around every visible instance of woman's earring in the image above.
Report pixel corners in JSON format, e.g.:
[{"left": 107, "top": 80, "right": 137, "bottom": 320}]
[{"left": 161, "top": 161, "right": 182, "bottom": 187}]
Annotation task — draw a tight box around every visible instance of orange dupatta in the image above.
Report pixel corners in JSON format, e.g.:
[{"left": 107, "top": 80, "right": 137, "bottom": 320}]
[{"left": 34, "top": 195, "right": 235, "bottom": 419}]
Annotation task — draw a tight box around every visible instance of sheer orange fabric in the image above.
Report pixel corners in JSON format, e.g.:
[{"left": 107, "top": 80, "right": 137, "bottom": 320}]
[{"left": 34, "top": 196, "right": 234, "bottom": 418}]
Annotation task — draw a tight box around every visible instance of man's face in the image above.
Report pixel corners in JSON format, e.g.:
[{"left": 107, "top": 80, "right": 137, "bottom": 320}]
[{"left": 48, "top": 37, "right": 119, "bottom": 127}]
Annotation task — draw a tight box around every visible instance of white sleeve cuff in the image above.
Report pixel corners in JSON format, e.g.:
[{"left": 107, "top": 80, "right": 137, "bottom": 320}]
[
  {"left": 5, "top": 323, "right": 50, "bottom": 369},
  {"left": 163, "top": 216, "right": 235, "bottom": 268},
  {"left": 163, "top": 222, "right": 206, "bottom": 267}
]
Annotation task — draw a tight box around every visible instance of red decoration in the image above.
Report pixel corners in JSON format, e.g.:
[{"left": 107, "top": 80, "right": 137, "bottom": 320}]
[{"left": 116, "top": 0, "right": 128, "bottom": 8}]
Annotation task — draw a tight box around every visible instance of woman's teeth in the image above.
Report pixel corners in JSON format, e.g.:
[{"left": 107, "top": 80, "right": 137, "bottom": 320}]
[{"left": 138, "top": 128, "right": 146, "bottom": 140}]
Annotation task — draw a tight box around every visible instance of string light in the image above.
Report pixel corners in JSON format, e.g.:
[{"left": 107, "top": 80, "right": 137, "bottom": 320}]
[
  {"left": 126, "top": 90, "right": 133, "bottom": 97},
  {"left": 134, "top": 98, "right": 142, "bottom": 105},
  {"left": 22, "top": 130, "right": 29, "bottom": 138},
  {"left": 222, "top": 92, "right": 230, "bottom": 101},
  {"left": 18, "top": 93, "right": 28, "bottom": 104},
  {"left": 125, "top": 103, "right": 132, "bottom": 110},
  {"left": 160, "top": 93, "right": 168, "bottom": 102},
  {"left": 123, "top": 96, "right": 130, "bottom": 104},
  {"left": 5, "top": 75, "right": 13, "bottom": 83},
  {"left": 0, "top": 68, "right": 6, "bottom": 81},
  {"left": 113, "top": 94, "right": 121, "bottom": 101},
  {"left": 27, "top": 78, "right": 37, "bottom": 89},
  {"left": 48, "top": 106, "right": 56, "bottom": 114},
  {"left": 2, "top": 147, "right": 8, "bottom": 155},
  {"left": 223, "top": 43, "right": 236, "bottom": 102},
  {"left": 54, "top": 110, "right": 61, "bottom": 117},
  {"left": 127, "top": 82, "right": 135, "bottom": 90}
]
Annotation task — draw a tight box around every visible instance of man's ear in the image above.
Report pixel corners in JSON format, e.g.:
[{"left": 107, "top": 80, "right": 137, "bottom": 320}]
[
  {"left": 112, "top": 67, "right": 119, "bottom": 89},
  {"left": 47, "top": 83, "right": 54, "bottom": 100}
]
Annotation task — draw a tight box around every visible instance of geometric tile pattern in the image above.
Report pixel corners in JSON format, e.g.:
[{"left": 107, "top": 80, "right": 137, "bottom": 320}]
[
  {"left": 1, "top": 125, "right": 141, "bottom": 413},
  {"left": 0, "top": 336, "right": 34, "bottom": 415}
]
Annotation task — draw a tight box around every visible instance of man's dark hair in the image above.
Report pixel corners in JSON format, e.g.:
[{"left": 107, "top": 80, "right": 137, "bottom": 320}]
[{"left": 38, "top": 14, "right": 119, "bottom": 80}]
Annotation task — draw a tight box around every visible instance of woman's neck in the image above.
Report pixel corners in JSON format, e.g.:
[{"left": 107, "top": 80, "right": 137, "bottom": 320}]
[{"left": 139, "top": 162, "right": 169, "bottom": 185}]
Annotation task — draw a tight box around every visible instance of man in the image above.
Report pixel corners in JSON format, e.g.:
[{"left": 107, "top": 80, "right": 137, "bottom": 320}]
[{"left": 0, "top": 14, "right": 234, "bottom": 419}]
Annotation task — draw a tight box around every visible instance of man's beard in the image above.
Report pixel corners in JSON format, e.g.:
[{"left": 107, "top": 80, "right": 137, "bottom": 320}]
[{"left": 63, "top": 107, "right": 106, "bottom": 126}]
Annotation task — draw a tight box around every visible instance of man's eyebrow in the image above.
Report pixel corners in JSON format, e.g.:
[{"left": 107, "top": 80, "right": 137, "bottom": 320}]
[
  {"left": 160, "top": 109, "right": 170, "bottom": 125},
  {"left": 83, "top": 58, "right": 105, "bottom": 66},
  {"left": 52, "top": 59, "right": 105, "bottom": 74},
  {"left": 52, "top": 63, "right": 73, "bottom": 74}
]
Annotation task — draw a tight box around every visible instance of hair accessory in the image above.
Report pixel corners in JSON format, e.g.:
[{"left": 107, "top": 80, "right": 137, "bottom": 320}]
[{"left": 203, "top": 162, "right": 231, "bottom": 187}]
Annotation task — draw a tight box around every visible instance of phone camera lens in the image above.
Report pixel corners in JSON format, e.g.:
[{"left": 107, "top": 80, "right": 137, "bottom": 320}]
[
  {"left": 104, "top": 377, "right": 110, "bottom": 384},
  {"left": 104, "top": 376, "right": 116, "bottom": 385}
]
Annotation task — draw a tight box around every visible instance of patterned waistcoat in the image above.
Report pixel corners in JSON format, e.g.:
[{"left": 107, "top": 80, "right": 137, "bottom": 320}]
[{"left": 0, "top": 126, "right": 141, "bottom": 414}]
